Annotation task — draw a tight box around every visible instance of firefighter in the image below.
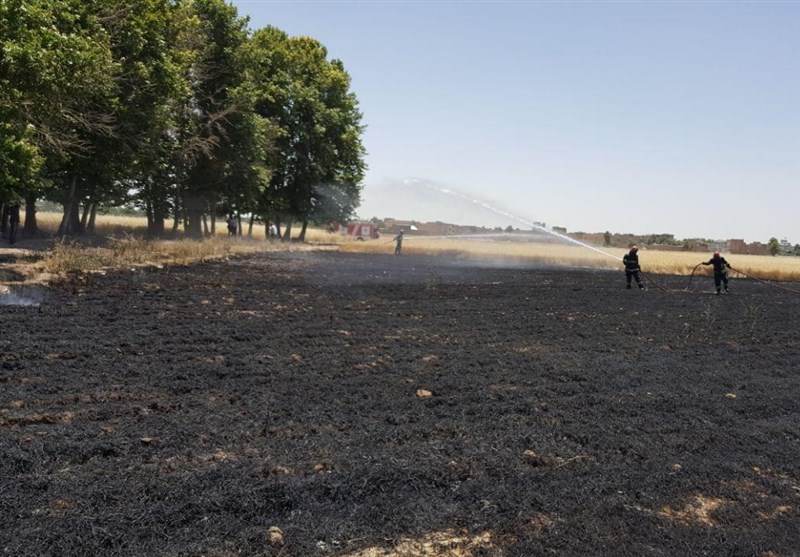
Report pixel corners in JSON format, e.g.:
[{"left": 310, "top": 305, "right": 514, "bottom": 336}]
[
  {"left": 623, "top": 246, "right": 644, "bottom": 290},
  {"left": 393, "top": 230, "right": 404, "bottom": 255},
  {"left": 702, "top": 251, "right": 731, "bottom": 294}
]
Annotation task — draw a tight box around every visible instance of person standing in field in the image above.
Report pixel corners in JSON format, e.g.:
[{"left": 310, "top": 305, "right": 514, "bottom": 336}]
[
  {"left": 393, "top": 230, "right": 404, "bottom": 255},
  {"left": 702, "top": 251, "right": 731, "bottom": 294},
  {"left": 227, "top": 216, "right": 238, "bottom": 236},
  {"left": 623, "top": 246, "right": 644, "bottom": 289}
]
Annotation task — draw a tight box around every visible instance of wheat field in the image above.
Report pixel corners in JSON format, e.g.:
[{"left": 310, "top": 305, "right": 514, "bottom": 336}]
[
  {"left": 340, "top": 235, "right": 800, "bottom": 282},
  {"left": 15, "top": 212, "right": 800, "bottom": 282}
]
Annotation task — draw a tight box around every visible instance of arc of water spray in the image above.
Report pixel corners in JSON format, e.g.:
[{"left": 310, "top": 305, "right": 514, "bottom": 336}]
[{"left": 402, "top": 178, "right": 621, "bottom": 261}]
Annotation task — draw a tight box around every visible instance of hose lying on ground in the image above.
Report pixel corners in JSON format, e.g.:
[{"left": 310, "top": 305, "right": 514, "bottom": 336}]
[
  {"left": 641, "top": 264, "right": 800, "bottom": 295},
  {"left": 728, "top": 265, "right": 800, "bottom": 295}
]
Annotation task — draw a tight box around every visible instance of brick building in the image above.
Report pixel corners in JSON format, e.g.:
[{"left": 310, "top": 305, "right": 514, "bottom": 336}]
[{"left": 728, "top": 239, "right": 770, "bottom": 256}]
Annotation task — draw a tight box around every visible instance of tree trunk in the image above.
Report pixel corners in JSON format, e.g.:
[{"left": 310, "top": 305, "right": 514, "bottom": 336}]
[
  {"left": 1, "top": 204, "right": 8, "bottom": 239},
  {"left": 171, "top": 196, "right": 181, "bottom": 235},
  {"left": 145, "top": 194, "right": 154, "bottom": 231},
  {"left": 298, "top": 219, "right": 308, "bottom": 242},
  {"left": 202, "top": 214, "right": 209, "bottom": 237},
  {"left": 80, "top": 202, "right": 92, "bottom": 233},
  {"left": 87, "top": 204, "right": 97, "bottom": 234},
  {"left": 282, "top": 219, "right": 292, "bottom": 241},
  {"left": 184, "top": 193, "right": 204, "bottom": 238},
  {"left": 151, "top": 199, "right": 166, "bottom": 237},
  {"left": 145, "top": 182, "right": 166, "bottom": 238},
  {"left": 22, "top": 194, "right": 38, "bottom": 238},
  {"left": 58, "top": 176, "right": 83, "bottom": 236},
  {"left": 248, "top": 214, "right": 255, "bottom": 237},
  {"left": 56, "top": 175, "right": 78, "bottom": 236},
  {"left": 69, "top": 203, "right": 82, "bottom": 235},
  {"left": 150, "top": 215, "right": 165, "bottom": 237}
]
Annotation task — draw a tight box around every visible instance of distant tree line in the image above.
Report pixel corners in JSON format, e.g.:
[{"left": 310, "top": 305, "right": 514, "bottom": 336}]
[{"left": 0, "top": 0, "right": 366, "bottom": 240}]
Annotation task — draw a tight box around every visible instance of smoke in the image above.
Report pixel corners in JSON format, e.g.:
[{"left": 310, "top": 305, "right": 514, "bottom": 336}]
[{"left": 0, "top": 286, "right": 43, "bottom": 307}]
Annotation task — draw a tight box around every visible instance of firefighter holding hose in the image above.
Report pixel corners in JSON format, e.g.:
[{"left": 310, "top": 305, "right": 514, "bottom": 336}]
[
  {"left": 702, "top": 251, "right": 731, "bottom": 294},
  {"left": 623, "top": 246, "right": 644, "bottom": 290},
  {"left": 393, "top": 230, "right": 404, "bottom": 255}
]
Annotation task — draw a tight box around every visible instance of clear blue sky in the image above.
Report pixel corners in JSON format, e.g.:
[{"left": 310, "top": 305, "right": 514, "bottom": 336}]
[{"left": 231, "top": 0, "right": 800, "bottom": 244}]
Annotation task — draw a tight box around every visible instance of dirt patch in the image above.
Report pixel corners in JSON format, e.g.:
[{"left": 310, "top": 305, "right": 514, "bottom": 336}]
[
  {"left": 343, "top": 530, "right": 496, "bottom": 557},
  {"left": 658, "top": 494, "right": 730, "bottom": 526},
  {"left": 1, "top": 251, "right": 799, "bottom": 556}
]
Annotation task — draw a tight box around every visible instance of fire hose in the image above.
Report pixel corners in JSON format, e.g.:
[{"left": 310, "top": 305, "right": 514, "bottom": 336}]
[
  {"left": 639, "top": 264, "right": 800, "bottom": 295},
  {"left": 638, "top": 270, "right": 674, "bottom": 293},
  {"left": 728, "top": 265, "right": 800, "bottom": 295},
  {"left": 684, "top": 263, "right": 704, "bottom": 291}
]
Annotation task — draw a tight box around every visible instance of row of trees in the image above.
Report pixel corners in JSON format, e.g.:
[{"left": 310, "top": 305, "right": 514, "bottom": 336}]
[{"left": 0, "top": 0, "right": 366, "bottom": 240}]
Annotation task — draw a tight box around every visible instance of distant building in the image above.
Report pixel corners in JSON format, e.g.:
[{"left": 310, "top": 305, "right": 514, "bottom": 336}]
[
  {"left": 728, "top": 239, "right": 770, "bottom": 256},
  {"left": 382, "top": 218, "right": 493, "bottom": 236},
  {"left": 552, "top": 226, "right": 567, "bottom": 234}
]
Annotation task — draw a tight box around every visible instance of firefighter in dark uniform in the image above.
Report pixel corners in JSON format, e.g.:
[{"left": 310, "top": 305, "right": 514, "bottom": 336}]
[
  {"left": 702, "top": 251, "right": 731, "bottom": 294},
  {"left": 393, "top": 230, "right": 404, "bottom": 255},
  {"left": 623, "top": 246, "right": 644, "bottom": 289}
]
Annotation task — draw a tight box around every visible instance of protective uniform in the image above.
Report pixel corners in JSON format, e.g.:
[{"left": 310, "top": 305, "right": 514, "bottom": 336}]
[
  {"left": 623, "top": 247, "right": 644, "bottom": 289},
  {"left": 702, "top": 252, "right": 730, "bottom": 294},
  {"left": 394, "top": 230, "right": 404, "bottom": 255}
]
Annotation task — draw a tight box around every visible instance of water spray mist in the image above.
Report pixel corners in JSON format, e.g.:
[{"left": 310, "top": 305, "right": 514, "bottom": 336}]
[{"left": 402, "top": 178, "right": 621, "bottom": 261}]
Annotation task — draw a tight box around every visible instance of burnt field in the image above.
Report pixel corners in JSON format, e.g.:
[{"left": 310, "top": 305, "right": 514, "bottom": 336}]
[{"left": 1, "top": 251, "right": 799, "bottom": 556}]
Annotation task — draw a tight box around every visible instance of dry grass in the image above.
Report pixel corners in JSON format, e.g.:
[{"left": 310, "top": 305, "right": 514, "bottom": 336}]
[
  {"left": 8, "top": 213, "right": 286, "bottom": 281},
  {"left": 33, "top": 211, "right": 336, "bottom": 244},
  {"left": 10, "top": 213, "right": 800, "bottom": 282},
  {"left": 342, "top": 530, "right": 496, "bottom": 557},
  {"left": 40, "top": 237, "right": 230, "bottom": 275}
]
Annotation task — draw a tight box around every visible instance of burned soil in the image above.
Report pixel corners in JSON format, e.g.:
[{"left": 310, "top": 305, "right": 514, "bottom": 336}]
[{"left": 1, "top": 251, "right": 799, "bottom": 556}]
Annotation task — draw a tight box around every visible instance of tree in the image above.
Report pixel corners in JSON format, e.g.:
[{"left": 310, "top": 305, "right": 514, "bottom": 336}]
[
  {"left": 249, "top": 27, "right": 366, "bottom": 241},
  {"left": 768, "top": 237, "right": 781, "bottom": 256},
  {"left": 91, "top": 0, "right": 186, "bottom": 237},
  {"left": 603, "top": 231, "right": 612, "bottom": 246},
  {"left": 0, "top": 0, "right": 117, "bottom": 236},
  {"left": 177, "top": 0, "right": 256, "bottom": 238},
  {"left": 2, "top": 0, "right": 365, "bottom": 241}
]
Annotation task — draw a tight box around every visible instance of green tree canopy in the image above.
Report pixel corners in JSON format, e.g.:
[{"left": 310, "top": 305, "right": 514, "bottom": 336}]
[
  {"left": 0, "top": 0, "right": 116, "bottom": 208},
  {"left": 768, "top": 237, "right": 781, "bottom": 256},
  {"left": 0, "top": 1, "right": 366, "bottom": 240},
  {"left": 249, "top": 27, "right": 366, "bottom": 240}
]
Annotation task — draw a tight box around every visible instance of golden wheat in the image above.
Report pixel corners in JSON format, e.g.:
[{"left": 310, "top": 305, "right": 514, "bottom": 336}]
[
  {"left": 339, "top": 236, "right": 800, "bottom": 281},
  {"left": 17, "top": 212, "right": 800, "bottom": 282}
]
